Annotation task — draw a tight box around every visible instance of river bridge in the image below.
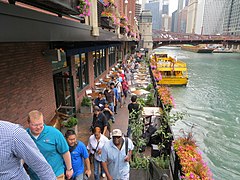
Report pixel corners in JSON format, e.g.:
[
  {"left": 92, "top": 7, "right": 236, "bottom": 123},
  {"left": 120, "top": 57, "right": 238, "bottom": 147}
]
[{"left": 152, "top": 30, "right": 240, "bottom": 51}]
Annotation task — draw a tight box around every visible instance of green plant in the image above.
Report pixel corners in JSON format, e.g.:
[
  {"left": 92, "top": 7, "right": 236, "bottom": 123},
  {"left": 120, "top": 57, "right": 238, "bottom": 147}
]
[
  {"left": 145, "top": 83, "right": 153, "bottom": 91},
  {"left": 151, "top": 155, "right": 170, "bottom": 169},
  {"left": 145, "top": 93, "right": 155, "bottom": 107},
  {"left": 154, "top": 111, "right": 187, "bottom": 155},
  {"left": 131, "top": 154, "right": 149, "bottom": 169},
  {"left": 81, "top": 96, "right": 92, "bottom": 107},
  {"left": 61, "top": 117, "right": 78, "bottom": 128},
  {"left": 129, "top": 109, "right": 149, "bottom": 169},
  {"left": 137, "top": 97, "right": 146, "bottom": 107}
]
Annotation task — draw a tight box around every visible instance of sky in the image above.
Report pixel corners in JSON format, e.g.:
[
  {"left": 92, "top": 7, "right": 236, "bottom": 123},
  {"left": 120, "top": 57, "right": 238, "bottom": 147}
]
[
  {"left": 138, "top": 0, "right": 178, "bottom": 15},
  {"left": 169, "top": 0, "right": 178, "bottom": 14}
]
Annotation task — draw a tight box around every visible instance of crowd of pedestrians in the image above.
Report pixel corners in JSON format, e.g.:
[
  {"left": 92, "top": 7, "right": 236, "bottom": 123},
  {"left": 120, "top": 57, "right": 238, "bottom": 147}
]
[{"left": 0, "top": 52, "right": 144, "bottom": 180}]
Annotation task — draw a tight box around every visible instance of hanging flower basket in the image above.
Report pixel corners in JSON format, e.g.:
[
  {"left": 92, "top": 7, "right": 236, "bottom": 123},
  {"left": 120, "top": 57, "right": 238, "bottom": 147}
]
[
  {"left": 76, "top": 0, "right": 91, "bottom": 17},
  {"left": 100, "top": 16, "right": 116, "bottom": 29}
]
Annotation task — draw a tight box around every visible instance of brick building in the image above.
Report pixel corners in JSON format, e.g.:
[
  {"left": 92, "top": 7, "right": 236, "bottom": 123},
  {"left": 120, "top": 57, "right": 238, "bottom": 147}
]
[{"left": 0, "top": 0, "right": 138, "bottom": 127}]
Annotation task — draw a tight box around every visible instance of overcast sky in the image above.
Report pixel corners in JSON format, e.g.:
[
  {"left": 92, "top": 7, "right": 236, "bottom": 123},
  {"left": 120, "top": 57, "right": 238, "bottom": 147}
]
[
  {"left": 169, "top": 0, "right": 178, "bottom": 14},
  {"left": 139, "top": 0, "right": 178, "bottom": 15}
]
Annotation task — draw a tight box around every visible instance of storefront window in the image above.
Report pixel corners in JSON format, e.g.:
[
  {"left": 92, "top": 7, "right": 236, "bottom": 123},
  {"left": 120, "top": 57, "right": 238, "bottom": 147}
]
[
  {"left": 109, "top": 47, "right": 116, "bottom": 67},
  {"left": 75, "top": 53, "right": 89, "bottom": 90},
  {"left": 94, "top": 49, "right": 106, "bottom": 78}
]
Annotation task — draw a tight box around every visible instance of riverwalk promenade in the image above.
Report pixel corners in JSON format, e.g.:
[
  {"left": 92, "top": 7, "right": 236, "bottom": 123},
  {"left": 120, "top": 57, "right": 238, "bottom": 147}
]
[{"left": 76, "top": 96, "right": 131, "bottom": 180}]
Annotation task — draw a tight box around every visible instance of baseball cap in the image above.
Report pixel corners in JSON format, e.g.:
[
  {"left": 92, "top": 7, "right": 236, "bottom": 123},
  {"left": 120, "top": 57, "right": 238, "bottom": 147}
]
[
  {"left": 93, "top": 106, "right": 100, "bottom": 112},
  {"left": 112, "top": 129, "right": 122, "bottom": 137}
]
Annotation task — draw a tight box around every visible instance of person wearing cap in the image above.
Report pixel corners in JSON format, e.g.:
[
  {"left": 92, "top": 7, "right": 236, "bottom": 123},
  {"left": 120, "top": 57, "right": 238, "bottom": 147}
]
[
  {"left": 101, "top": 129, "right": 134, "bottom": 180},
  {"left": 92, "top": 106, "right": 108, "bottom": 136}
]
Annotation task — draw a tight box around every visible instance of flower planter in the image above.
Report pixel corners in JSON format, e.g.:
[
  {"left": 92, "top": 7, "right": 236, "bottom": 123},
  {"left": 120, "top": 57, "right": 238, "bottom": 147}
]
[
  {"left": 80, "top": 105, "right": 93, "bottom": 114},
  {"left": 149, "top": 161, "right": 172, "bottom": 180},
  {"left": 130, "top": 168, "right": 150, "bottom": 180},
  {"left": 60, "top": 125, "right": 78, "bottom": 135},
  {"left": 100, "top": 17, "right": 116, "bottom": 29}
]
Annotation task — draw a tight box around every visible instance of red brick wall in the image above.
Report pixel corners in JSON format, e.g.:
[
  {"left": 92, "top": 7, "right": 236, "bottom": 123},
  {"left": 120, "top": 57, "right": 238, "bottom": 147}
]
[{"left": 0, "top": 42, "right": 56, "bottom": 127}]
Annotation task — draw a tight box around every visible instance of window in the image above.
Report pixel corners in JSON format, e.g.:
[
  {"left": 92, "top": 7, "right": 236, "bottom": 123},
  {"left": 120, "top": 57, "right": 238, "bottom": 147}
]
[
  {"left": 94, "top": 49, "right": 106, "bottom": 78},
  {"left": 75, "top": 53, "right": 89, "bottom": 90},
  {"left": 109, "top": 47, "right": 116, "bottom": 67}
]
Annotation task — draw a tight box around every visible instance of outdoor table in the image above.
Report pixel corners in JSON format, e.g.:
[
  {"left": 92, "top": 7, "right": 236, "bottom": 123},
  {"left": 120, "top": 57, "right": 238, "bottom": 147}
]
[
  {"left": 95, "top": 83, "right": 107, "bottom": 89},
  {"left": 134, "top": 79, "right": 149, "bottom": 84},
  {"left": 142, "top": 107, "right": 162, "bottom": 132},
  {"left": 88, "top": 91, "right": 99, "bottom": 100},
  {"left": 103, "top": 77, "right": 111, "bottom": 83},
  {"left": 142, "top": 107, "right": 162, "bottom": 116},
  {"left": 131, "top": 89, "right": 150, "bottom": 96}
]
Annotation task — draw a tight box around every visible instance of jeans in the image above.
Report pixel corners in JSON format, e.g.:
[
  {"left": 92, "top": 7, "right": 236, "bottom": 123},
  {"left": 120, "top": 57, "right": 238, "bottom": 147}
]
[
  {"left": 109, "top": 102, "right": 114, "bottom": 113},
  {"left": 94, "top": 158, "right": 105, "bottom": 180},
  {"left": 74, "top": 173, "right": 83, "bottom": 180},
  {"left": 127, "top": 126, "right": 131, "bottom": 138}
]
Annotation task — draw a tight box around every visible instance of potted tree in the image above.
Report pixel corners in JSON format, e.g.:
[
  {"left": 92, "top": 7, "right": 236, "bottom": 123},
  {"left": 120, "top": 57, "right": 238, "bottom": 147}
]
[
  {"left": 60, "top": 116, "right": 78, "bottom": 135},
  {"left": 80, "top": 96, "right": 92, "bottom": 114},
  {"left": 129, "top": 109, "right": 150, "bottom": 179}
]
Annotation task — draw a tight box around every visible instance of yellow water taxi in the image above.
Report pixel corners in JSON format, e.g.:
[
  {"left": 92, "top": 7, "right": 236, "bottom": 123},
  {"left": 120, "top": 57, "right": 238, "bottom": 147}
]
[{"left": 150, "top": 52, "right": 188, "bottom": 85}]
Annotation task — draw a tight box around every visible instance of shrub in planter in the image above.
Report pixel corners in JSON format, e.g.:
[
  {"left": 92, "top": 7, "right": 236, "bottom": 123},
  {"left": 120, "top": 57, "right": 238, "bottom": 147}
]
[
  {"left": 80, "top": 96, "right": 92, "bottom": 113},
  {"left": 61, "top": 117, "right": 78, "bottom": 135},
  {"left": 149, "top": 155, "right": 171, "bottom": 180}
]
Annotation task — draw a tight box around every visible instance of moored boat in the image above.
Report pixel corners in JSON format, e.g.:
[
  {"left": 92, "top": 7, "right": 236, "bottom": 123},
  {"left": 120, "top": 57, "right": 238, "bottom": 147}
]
[
  {"left": 181, "top": 45, "right": 214, "bottom": 53},
  {"left": 213, "top": 48, "right": 233, "bottom": 53},
  {"left": 150, "top": 52, "right": 188, "bottom": 86}
]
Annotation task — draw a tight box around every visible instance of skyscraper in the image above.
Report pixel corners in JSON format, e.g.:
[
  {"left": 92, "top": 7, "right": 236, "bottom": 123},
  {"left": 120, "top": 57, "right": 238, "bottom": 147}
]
[
  {"left": 202, "top": 0, "right": 226, "bottom": 35},
  {"left": 145, "top": 0, "right": 162, "bottom": 30},
  {"left": 223, "top": 0, "right": 240, "bottom": 35},
  {"left": 162, "top": 0, "right": 169, "bottom": 15},
  {"left": 135, "top": 2, "right": 142, "bottom": 21}
]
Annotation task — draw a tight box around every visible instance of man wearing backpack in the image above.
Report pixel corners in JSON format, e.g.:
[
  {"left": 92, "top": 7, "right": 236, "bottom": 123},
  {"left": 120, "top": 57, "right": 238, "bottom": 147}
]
[
  {"left": 101, "top": 129, "right": 134, "bottom": 180},
  {"left": 65, "top": 130, "right": 91, "bottom": 180}
]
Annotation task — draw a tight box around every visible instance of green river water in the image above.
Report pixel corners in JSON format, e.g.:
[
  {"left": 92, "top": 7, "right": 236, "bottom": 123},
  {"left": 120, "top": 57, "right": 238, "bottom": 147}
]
[{"left": 156, "top": 47, "right": 240, "bottom": 179}]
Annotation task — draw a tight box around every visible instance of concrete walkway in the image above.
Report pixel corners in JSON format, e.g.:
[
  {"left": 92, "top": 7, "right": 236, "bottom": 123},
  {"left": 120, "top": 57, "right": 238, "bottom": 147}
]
[{"left": 76, "top": 95, "right": 131, "bottom": 180}]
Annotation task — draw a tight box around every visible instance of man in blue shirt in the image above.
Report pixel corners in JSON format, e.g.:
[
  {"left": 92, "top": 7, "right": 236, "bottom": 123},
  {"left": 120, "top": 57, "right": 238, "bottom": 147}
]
[
  {"left": 27, "top": 110, "right": 73, "bottom": 180},
  {"left": 93, "top": 92, "right": 107, "bottom": 111},
  {"left": 65, "top": 130, "right": 91, "bottom": 180},
  {"left": 0, "top": 120, "right": 56, "bottom": 180},
  {"left": 101, "top": 129, "right": 134, "bottom": 180}
]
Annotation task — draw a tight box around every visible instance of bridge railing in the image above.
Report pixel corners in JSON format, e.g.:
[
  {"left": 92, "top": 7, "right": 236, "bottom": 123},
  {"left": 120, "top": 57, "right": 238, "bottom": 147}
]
[{"left": 152, "top": 30, "right": 240, "bottom": 41}]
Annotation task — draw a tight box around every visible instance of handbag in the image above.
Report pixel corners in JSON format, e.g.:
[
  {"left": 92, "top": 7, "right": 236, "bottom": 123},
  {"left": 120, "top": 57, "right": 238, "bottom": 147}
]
[{"left": 90, "top": 141, "right": 100, "bottom": 164}]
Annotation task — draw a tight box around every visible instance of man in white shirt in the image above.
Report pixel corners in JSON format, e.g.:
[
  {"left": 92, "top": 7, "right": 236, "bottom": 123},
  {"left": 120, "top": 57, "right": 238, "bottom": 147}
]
[{"left": 87, "top": 126, "right": 109, "bottom": 180}]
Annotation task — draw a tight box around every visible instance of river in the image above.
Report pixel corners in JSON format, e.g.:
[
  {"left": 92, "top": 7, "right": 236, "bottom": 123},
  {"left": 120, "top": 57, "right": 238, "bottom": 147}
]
[{"left": 155, "top": 47, "right": 240, "bottom": 180}]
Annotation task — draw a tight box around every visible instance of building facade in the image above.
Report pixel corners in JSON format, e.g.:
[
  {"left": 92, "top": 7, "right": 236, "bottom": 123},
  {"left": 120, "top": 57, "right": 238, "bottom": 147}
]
[
  {"left": 202, "top": 0, "right": 225, "bottom": 35},
  {"left": 0, "top": 0, "right": 137, "bottom": 126},
  {"left": 145, "top": 0, "right": 162, "bottom": 30},
  {"left": 171, "top": 10, "right": 178, "bottom": 32},
  {"left": 186, "top": 0, "right": 198, "bottom": 33},
  {"left": 139, "top": 10, "right": 153, "bottom": 53},
  {"left": 223, "top": 0, "right": 240, "bottom": 35},
  {"left": 135, "top": 2, "right": 142, "bottom": 21}
]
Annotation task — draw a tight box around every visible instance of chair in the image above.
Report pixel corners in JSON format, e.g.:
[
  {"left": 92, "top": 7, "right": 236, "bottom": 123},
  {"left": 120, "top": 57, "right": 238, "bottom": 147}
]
[{"left": 85, "top": 89, "right": 92, "bottom": 97}]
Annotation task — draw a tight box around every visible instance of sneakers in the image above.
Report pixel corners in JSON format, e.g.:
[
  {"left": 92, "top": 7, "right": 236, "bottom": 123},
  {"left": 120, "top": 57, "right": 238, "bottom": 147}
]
[{"left": 102, "top": 173, "right": 106, "bottom": 178}]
